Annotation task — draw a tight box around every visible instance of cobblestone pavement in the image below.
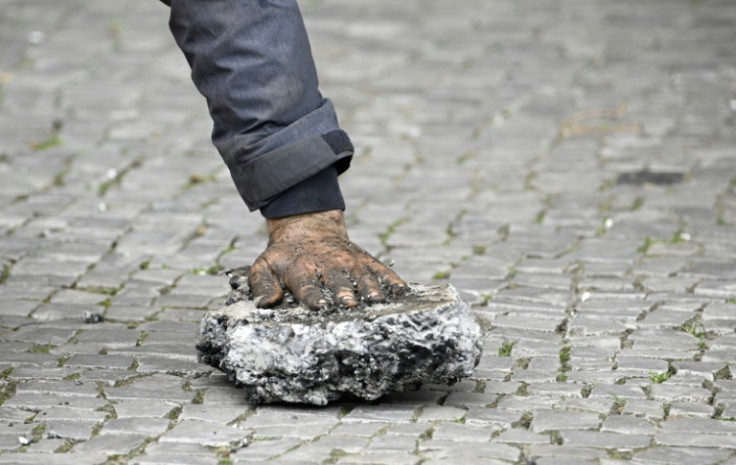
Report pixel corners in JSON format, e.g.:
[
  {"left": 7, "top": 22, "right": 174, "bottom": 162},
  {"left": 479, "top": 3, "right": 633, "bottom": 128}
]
[{"left": 1, "top": 0, "right": 736, "bottom": 463}]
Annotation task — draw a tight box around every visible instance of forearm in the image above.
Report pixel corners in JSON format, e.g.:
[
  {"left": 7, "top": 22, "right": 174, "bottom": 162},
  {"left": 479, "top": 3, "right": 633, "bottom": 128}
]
[{"left": 166, "top": 0, "right": 353, "bottom": 214}]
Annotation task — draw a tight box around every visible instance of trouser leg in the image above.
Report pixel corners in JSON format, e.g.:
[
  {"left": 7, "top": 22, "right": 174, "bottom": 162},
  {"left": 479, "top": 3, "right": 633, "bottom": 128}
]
[{"left": 164, "top": 0, "right": 353, "bottom": 217}]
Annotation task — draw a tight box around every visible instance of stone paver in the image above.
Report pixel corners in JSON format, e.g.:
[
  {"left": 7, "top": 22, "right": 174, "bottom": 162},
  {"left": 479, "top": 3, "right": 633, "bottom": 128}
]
[{"left": 1, "top": 0, "right": 736, "bottom": 463}]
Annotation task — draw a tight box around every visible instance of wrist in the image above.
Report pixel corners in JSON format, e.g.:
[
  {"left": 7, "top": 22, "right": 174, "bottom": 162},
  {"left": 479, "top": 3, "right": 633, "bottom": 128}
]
[{"left": 266, "top": 209, "right": 346, "bottom": 238}]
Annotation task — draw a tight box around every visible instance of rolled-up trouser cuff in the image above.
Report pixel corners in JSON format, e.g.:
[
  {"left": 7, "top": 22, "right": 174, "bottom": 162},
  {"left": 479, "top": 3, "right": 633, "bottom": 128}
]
[
  {"left": 229, "top": 129, "right": 353, "bottom": 212},
  {"left": 260, "top": 165, "right": 344, "bottom": 218}
]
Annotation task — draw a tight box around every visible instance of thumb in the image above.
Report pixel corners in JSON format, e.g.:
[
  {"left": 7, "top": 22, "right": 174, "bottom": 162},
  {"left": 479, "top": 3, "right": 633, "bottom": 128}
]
[{"left": 248, "top": 257, "right": 284, "bottom": 308}]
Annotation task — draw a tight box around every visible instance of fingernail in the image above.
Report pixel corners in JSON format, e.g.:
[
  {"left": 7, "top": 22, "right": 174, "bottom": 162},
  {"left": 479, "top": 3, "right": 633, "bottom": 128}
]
[
  {"left": 317, "top": 299, "right": 327, "bottom": 307},
  {"left": 392, "top": 285, "right": 409, "bottom": 296}
]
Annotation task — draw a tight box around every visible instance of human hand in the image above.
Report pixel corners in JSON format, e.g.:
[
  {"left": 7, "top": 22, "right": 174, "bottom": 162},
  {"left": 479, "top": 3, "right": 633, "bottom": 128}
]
[{"left": 248, "top": 210, "right": 407, "bottom": 309}]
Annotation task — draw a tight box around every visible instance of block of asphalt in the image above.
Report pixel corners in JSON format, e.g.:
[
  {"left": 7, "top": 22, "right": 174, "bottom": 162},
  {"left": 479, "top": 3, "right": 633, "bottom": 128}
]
[{"left": 196, "top": 267, "right": 483, "bottom": 405}]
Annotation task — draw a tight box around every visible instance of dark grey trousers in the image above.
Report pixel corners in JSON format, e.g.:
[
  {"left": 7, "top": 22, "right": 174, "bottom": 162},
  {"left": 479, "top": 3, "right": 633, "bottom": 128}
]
[{"left": 162, "top": 0, "right": 352, "bottom": 217}]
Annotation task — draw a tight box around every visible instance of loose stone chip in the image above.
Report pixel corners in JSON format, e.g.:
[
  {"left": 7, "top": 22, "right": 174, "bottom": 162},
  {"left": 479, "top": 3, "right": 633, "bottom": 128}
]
[{"left": 196, "top": 273, "right": 483, "bottom": 405}]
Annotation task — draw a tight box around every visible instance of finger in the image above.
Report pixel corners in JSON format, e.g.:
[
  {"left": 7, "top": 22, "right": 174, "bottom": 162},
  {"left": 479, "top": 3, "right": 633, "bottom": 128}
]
[
  {"left": 294, "top": 282, "right": 326, "bottom": 310},
  {"left": 281, "top": 264, "right": 327, "bottom": 310},
  {"left": 354, "top": 269, "right": 386, "bottom": 304},
  {"left": 325, "top": 270, "right": 358, "bottom": 307},
  {"left": 248, "top": 258, "right": 284, "bottom": 308},
  {"left": 373, "top": 265, "right": 409, "bottom": 296}
]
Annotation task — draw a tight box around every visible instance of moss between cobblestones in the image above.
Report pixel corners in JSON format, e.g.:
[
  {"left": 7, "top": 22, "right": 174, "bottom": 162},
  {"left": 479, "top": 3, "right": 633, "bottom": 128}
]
[
  {"left": 498, "top": 224, "right": 511, "bottom": 241},
  {"left": 663, "top": 402, "right": 672, "bottom": 419},
  {"left": 409, "top": 406, "right": 423, "bottom": 423},
  {"left": 559, "top": 345, "right": 571, "bottom": 365},
  {"left": 212, "top": 445, "right": 237, "bottom": 465},
  {"left": 443, "top": 213, "right": 462, "bottom": 246},
  {"left": 498, "top": 341, "right": 515, "bottom": 357},
  {"left": 681, "top": 321, "right": 705, "bottom": 338},
  {"left": 31, "top": 423, "right": 46, "bottom": 442},
  {"left": 648, "top": 368, "right": 673, "bottom": 384},
  {"left": 487, "top": 396, "right": 502, "bottom": 409},
  {"left": 457, "top": 150, "right": 476, "bottom": 164},
  {"left": 268, "top": 440, "right": 300, "bottom": 460},
  {"left": 607, "top": 449, "right": 634, "bottom": 460},
  {"left": 99, "top": 297, "right": 113, "bottom": 310},
  {"left": 515, "top": 383, "right": 530, "bottom": 397},
  {"left": 418, "top": 425, "right": 434, "bottom": 442},
  {"left": 90, "top": 420, "right": 105, "bottom": 438},
  {"left": 227, "top": 410, "right": 255, "bottom": 426},
  {"left": 0, "top": 379, "right": 16, "bottom": 406},
  {"left": 96, "top": 382, "right": 108, "bottom": 401},
  {"left": 192, "top": 390, "right": 206, "bottom": 404},
  {"left": 136, "top": 331, "right": 149, "bottom": 347},
  {"left": 57, "top": 354, "right": 71, "bottom": 368},
  {"left": 322, "top": 449, "right": 349, "bottom": 465},
  {"left": 535, "top": 209, "right": 547, "bottom": 224},
  {"left": 190, "top": 264, "right": 224, "bottom": 276},
  {"left": 113, "top": 373, "right": 150, "bottom": 388},
  {"left": 638, "top": 232, "right": 695, "bottom": 255},
  {"left": 638, "top": 236, "right": 656, "bottom": 254},
  {"left": 611, "top": 395, "right": 627, "bottom": 414},
  {"left": 52, "top": 159, "right": 73, "bottom": 187},
  {"left": 103, "top": 455, "right": 127, "bottom": 465},
  {"left": 555, "top": 319, "right": 568, "bottom": 335},
  {"left": 715, "top": 365, "right": 731, "bottom": 380},
  {"left": 378, "top": 217, "right": 408, "bottom": 249},
  {"left": 337, "top": 405, "right": 354, "bottom": 419},
  {"left": 97, "top": 403, "right": 118, "bottom": 420},
  {"left": 524, "top": 171, "right": 538, "bottom": 191},
  {"left": 30, "top": 134, "right": 63, "bottom": 151},
  {"left": 715, "top": 400, "right": 736, "bottom": 421},
  {"left": 620, "top": 329, "right": 635, "bottom": 350},
  {"left": 28, "top": 342, "right": 54, "bottom": 354},
  {"left": 92, "top": 157, "right": 143, "bottom": 197},
  {"left": 472, "top": 245, "right": 486, "bottom": 255},
  {"left": 63, "top": 372, "right": 82, "bottom": 381},
  {"left": 431, "top": 269, "right": 451, "bottom": 281},
  {"left": 165, "top": 405, "right": 183, "bottom": 421},
  {"left": 0, "top": 262, "right": 10, "bottom": 285},
  {"left": 514, "top": 411, "right": 533, "bottom": 429},
  {"left": 103, "top": 436, "right": 159, "bottom": 465},
  {"left": 54, "top": 440, "right": 77, "bottom": 453}
]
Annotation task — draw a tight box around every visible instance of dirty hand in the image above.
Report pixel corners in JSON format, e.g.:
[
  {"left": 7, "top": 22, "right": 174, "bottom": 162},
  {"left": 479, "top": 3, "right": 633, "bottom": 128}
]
[{"left": 248, "top": 210, "right": 407, "bottom": 309}]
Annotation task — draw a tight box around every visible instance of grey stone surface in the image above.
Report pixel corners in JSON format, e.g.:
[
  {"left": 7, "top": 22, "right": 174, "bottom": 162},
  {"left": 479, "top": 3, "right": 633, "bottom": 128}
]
[
  {"left": 159, "top": 420, "right": 248, "bottom": 447},
  {"left": 197, "top": 283, "right": 482, "bottom": 405},
  {"left": 1, "top": 0, "right": 736, "bottom": 462}
]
